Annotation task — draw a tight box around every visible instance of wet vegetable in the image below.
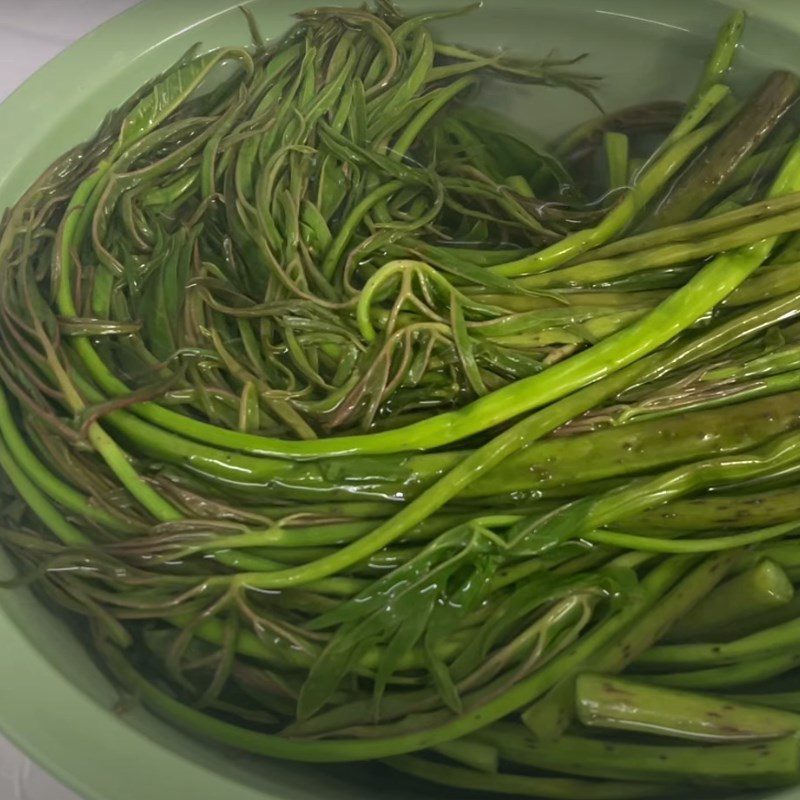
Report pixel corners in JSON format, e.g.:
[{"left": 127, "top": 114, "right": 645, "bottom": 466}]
[{"left": 1, "top": 3, "right": 800, "bottom": 797}]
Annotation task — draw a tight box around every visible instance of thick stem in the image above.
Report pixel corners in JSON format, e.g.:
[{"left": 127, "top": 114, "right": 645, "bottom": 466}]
[
  {"left": 666, "top": 560, "right": 794, "bottom": 642},
  {"left": 521, "top": 551, "right": 738, "bottom": 739},
  {"left": 638, "top": 651, "right": 800, "bottom": 690},
  {"left": 481, "top": 724, "right": 800, "bottom": 787},
  {"left": 636, "top": 616, "right": 800, "bottom": 670},
  {"left": 645, "top": 71, "right": 800, "bottom": 228},
  {"left": 576, "top": 672, "right": 800, "bottom": 742}
]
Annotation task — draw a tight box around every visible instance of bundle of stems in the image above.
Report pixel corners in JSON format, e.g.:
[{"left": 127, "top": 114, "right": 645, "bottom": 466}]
[{"left": 3, "top": 3, "right": 800, "bottom": 797}]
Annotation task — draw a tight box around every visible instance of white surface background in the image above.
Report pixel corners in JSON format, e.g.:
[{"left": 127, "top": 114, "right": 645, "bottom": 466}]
[{"left": 0, "top": 4, "right": 141, "bottom": 797}]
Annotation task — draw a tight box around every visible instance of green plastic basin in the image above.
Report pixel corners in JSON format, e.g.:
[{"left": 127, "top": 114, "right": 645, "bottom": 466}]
[{"left": 1, "top": 1, "right": 800, "bottom": 798}]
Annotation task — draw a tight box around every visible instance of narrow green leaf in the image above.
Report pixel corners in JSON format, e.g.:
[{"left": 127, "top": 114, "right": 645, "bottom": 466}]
[{"left": 117, "top": 47, "right": 253, "bottom": 153}]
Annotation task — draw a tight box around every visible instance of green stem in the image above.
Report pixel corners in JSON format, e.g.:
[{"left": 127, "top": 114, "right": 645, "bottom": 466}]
[
  {"left": 638, "top": 651, "right": 800, "bottom": 690},
  {"left": 515, "top": 206, "right": 800, "bottom": 289},
  {"left": 572, "top": 189, "right": 800, "bottom": 263},
  {"left": 521, "top": 551, "right": 738, "bottom": 739},
  {"left": 666, "top": 559, "right": 794, "bottom": 642},
  {"left": 645, "top": 71, "right": 799, "bottom": 228},
  {"left": 491, "top": 114, "right": 734, "bottom": 277},
  {"left": 0, "top": 387, "right": 134, "bottom": 532},
  {"left": 636, "top": 616, "right": 800, "bottom": 670},
  {"left": 586, "top": 521, "right": 800, "bottom": 553},
  {"left": 604, "top": 131, "right": 629, "bottom": 190},
  {"left": 105, "top": 556, "right": 693, "bottom": 760},
  {"left": 0, "top": 433, "right": 87, "bottom": 546},
  {"left": 689, "top": 10, "right": 745, "bottom": 104},
  {"left": 576, "top": 672, "right": 800, "bottom": 742},
  {"left": 482, "top": 724, "right": 800, "bottom": 787}
]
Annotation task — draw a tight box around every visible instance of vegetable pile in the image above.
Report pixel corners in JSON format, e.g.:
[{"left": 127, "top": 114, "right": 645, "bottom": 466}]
[{"left": 4, "top": 2, "right": 800, "bottom": 796}]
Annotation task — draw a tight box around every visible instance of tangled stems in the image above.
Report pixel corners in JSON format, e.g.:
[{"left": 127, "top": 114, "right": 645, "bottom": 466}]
[
  {"left": 48, "top": 92, "right": 800, "bottom": 461},
  {"left": 61, "top": 185, "right": 800, "bottom": 465},
  {"left": 6, "top": 6, "right": 800, "bottom": 798},
  {"left": 489, "top": 112, "right": 737, "bottom": 277},
  {"left": 104, "top": 555, "right": 696, "bottom": 760}
]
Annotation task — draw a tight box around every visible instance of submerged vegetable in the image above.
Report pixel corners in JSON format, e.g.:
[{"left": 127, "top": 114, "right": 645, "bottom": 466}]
[{"left": 2, "top": 3, "right": 800, "bottom": 798}]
